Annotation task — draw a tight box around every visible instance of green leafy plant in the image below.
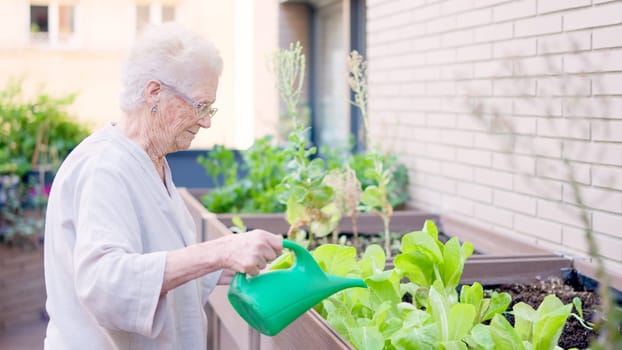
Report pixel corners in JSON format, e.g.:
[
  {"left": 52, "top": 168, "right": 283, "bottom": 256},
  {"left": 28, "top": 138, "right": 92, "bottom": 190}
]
[
  {"left": 198, "top": 135, "right": 289, "bottom": 213},
  {"left": 304, "top": 220, "right": 579, "bottom": 350}
]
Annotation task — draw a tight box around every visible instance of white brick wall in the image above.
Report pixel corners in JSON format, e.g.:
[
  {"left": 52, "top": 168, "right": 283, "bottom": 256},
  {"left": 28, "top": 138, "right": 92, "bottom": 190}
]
[{"left": 368, "top": 0, "right": 622, "bottom": 275}]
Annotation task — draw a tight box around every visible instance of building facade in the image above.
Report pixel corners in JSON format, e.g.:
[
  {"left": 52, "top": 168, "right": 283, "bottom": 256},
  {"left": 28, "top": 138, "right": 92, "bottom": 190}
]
[{"left": 367, "top": 0, "right": 622, "bottom": 286}]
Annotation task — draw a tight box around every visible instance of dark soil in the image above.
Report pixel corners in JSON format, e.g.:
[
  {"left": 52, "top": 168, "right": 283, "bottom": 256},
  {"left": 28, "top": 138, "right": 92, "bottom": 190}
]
[{"left": 494, "top": 277, "right": 600, "bottom": 349}]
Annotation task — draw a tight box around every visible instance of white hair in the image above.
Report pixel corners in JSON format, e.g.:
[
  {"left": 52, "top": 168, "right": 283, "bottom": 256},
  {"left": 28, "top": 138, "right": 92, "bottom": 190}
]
[{"left": 120, "top": 23, "right": 223, "bottom": 112}]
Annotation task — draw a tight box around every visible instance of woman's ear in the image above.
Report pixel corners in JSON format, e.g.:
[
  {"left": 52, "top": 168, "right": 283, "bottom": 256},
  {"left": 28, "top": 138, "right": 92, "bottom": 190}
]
[{"left": 143, "top": 80, "right": 161, "bottom": 105}]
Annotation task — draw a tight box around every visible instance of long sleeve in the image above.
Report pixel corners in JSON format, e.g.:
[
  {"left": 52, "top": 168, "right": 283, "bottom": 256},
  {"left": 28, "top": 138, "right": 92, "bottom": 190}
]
[{"left": 73, "top": 160, "right": 167, "bottom": 337}]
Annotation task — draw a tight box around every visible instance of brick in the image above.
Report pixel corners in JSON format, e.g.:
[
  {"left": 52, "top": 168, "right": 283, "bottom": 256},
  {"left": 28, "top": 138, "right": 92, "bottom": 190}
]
[
  {"left": 414, "top": 3, "right": 441, "bottom": 22},
  {"left": 399, "top": 82, "right": 425, "bottom": 96},
  {"left": 514, "top": 213, "right": 563, "bottom": 243},
  {"left": 400, "top": 111, "right": 427, "bottom": 126},
  {"left": 412, "top": 36, "right": 441, "bottom": 51},
  {"left": 494, "top": 153, "right": 536, "bottom": 174},
  {"left": 440, "top": 63, "right": 473, "bottom": 80},
  {"left": 594, "top": 26, "right": 622, "bottom": 49},
  {"left": 531, "top": 137, "right": 563, "bottom": 157},
  {"left": 456, "top": 79, "right": 493, "bottom": 96},
  {"left": 427, "top": 143, "right": 456, "bottom": 160},
  {"left": 438, "top": 97, "right": 467, "bottom": 113},
  {"left": 426, "top": 175, "right": 457, "bottom": 194},
  {"left": 474, "top": 22, "right": 513, "bottom": 43},
  {"left": 563, "top": 97, "right": 622, "bottom": 119},
  {"left": 474, "top": 167, "right": 514, "bottom": 189},
  {"left": 411, "top": 127, "right": 440, "bottom": 142},
  {"left": 475, "top": 203, "right": 514, "bottom": 227},
  {"left": 441, "top": 162, "right": 475, "bottom": 181},
  {"left": 596, "top": 234, "right": 622, "bottom": 262},
  {"left": 562, "top": 225, "right": 590, "bottom": 253},
  {"left": 593, "top": 165, "right": 622, "bottom": 191},
  {"left": 536, "top": 158, "right": 591, "bottom": 184},
  {"left": 426, "top": 48, "right": 456, "bottom": 64},
  {"left": 457, "top": 113, "right": 490, "bottom": 131},
  {"left": 426, "top": 81, "right": 456, "bottom": 96},
  {"left": 537, "top": 0, "right": 590, "bottom": 14},
  {"left": 457, "top": 44, "right": 493, "bottom": 61},
  {"left": 514, "top": 97, "right": 563, "bottom": 117},
  {"left": 494, "top": 189, "right": 537, "bottom": 214},
  {"left": 411, "top": 67, "right": 441, "bottom": 81},
  {"left": 594, "top": 211, "right": 622, "bottom": 238},
  {"left": 537, "top": 76, "right": 591, "bottom": 97},
  {"left": 564, "top": 184, "right": 622, "bottom": 213},
  {"left": 538, "top": 199, "right": 588, "bottom": 228},
  {"left": 474, "top": 133, "right": 508, "bottom": 150},
  {"left": 456, "top": 8, "right": 493, "bottom": 29},
  {"left": 493, "top": 78, "right": 536, "bottom": 96},
  {"left": 514, "top": 175, "right": 563, "bottom": 200},
  {"left": 475, "top": 0, "right": 514, "bottom": 7},
  {"left": 441, "top": 129, "right": 474, "bottom": 147},
  {"left": 493, "top": 38, "right": 537, "bottom": 58},
  {"left": 473, "top": 60, "right": 513, "bottom": 78},
  {"left": 441, "top": 29, "right": 474, "bottom": 48},
  {"left": 564, "top": 50, "right": 622, "bottom": 74},
  {"left": 515, "top": 55, "right": 563, "bottom": 76},
  {"left": 538, "top": 31, "right": 591, "bottom": 54},
  {"left": 537, "top": 117, "right": 590, "bottom": 140},
  {"left": 515, "top": 15, "right": 562, "bottom": 37},
  {"left": 458, "top": 183, "right": 493, "bottom": 203},
  {"left": 426, "top": 16, "right": 456, "bottom": 34},
  {"left": 593, "top": 73, "right": 622, "bottom": 95},
  {"left": 512, "top": 116, "right": 538, "bottom": 134},
  {"left": 493, "top": 0, "right": 536, "bottom": 22},
  {"left": 563, "top": 2, "right": 622, "bottom": 31},
  {"left": 592, "top": 120, "right": 622, "bottom": 142},
  {"left": 413, "top": 157, "right": 441, "bottom": 173},
  {"left": 427, "top": 112, "right": 456, "bottom": 127},
  {"left": 564, "top": 140, "right": 622, "bottom": 166},
  {"left": 457, "top": 148, "right": 493, "bottom": 166},
  {"left": 413, "top": 97, "right": 442, "bottom": 111},
  {"left": 441, "top": 0, "right": 478, "bottom": 15},
  {"left": 446, "top": 197, "right": 475, "bottom": 216}
]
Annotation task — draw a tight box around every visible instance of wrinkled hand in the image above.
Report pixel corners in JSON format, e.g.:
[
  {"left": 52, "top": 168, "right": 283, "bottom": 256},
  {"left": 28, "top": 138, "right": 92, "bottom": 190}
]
[{"left": 218, "top": 230, "right": 283, "bottom": 276}]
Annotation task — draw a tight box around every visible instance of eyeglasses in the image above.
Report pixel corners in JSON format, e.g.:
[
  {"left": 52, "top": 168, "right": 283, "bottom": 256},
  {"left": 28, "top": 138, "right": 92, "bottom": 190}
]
[{"left": 159, "top": 81, "right": 218, "bottom": 119}]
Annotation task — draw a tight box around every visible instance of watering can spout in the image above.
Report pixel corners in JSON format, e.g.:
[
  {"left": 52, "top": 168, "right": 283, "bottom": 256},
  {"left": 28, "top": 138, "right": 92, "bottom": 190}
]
[{"left": 228, "top": 240, "right": 367, "bottom": 336}]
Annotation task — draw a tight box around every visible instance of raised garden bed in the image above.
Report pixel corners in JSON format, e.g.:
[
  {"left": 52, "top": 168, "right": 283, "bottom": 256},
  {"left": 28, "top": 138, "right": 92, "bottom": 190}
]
[{"left": 181, "top": 188, "right": 606, "bottom": 350}]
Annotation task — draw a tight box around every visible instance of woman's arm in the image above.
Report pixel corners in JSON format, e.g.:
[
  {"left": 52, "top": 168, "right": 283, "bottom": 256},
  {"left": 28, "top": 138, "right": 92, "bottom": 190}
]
[{"left": 161, "top": 230, "right": 282, "bottom": 296}]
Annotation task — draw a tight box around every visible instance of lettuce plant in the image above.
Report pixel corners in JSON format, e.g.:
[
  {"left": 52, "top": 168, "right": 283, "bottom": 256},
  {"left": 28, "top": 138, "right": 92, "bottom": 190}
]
[{"left": 307, "top": 220, "right": 578, "bottom": 350}]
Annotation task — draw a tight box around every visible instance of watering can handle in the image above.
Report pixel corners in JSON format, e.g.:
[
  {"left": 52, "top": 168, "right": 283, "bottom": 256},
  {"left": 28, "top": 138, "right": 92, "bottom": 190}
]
[{"left": 282, "top": 239, "right": 324, "bottom": 274}]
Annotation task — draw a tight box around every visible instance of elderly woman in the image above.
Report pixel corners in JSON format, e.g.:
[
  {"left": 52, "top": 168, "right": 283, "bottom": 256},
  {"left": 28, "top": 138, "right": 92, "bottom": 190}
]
[{"left": 43, "top": 24, "right": 282, "bottom": 349}]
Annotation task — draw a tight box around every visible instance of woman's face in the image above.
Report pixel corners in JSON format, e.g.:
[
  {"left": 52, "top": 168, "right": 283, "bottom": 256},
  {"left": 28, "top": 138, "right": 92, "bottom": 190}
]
[{"left": 157, "top": 68, "right": 219, "bottom": 153}]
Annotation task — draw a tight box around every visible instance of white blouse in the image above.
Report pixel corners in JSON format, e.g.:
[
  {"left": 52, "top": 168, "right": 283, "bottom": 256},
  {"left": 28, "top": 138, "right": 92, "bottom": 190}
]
[{"left": 43, "top": 124, "right": 221, "bottom": 349}]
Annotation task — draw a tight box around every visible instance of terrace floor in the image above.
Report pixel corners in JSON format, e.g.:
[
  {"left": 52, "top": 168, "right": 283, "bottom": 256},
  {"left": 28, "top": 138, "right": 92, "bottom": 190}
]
[{"left": 0, "top": 319, "right": 46, "bottom": 350}]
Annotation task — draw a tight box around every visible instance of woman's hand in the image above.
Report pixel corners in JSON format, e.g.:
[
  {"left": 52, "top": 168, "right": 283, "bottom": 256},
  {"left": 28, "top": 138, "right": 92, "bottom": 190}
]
[{"left": 216, "top": 230, "right": 283, "bottom": 276}]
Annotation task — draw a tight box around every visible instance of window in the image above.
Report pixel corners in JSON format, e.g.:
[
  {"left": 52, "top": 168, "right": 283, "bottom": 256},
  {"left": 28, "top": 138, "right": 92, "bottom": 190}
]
[
  {"left": 58, "top": 5, "right": 75, "bottom": 41},
  {"left": 162, "top": 6, "right": 175, "bottom": 22},
  {"left": 30, "top": 5, "right": 49, "bottom": 41},
  {"left": 136, "top": 3, "right": 177, "bottom": 33},
  {"left": 29, "top": 3, "right": 76, "bottom": 44}
]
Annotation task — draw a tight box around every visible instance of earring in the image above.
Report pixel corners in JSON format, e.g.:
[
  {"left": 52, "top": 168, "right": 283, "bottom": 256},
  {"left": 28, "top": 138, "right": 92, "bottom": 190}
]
[{"left": 150, "top": 104, "right": 158, "bottom": 114}]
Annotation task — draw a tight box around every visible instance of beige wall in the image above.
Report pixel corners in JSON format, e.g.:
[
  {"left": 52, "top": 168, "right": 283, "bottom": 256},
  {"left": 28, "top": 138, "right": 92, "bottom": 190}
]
[
  {"left": 0, "top": 0, "right": 279, "bottom": 149},
  {"left": 367, "top": 0, "right": 622, "bottom": 280}
]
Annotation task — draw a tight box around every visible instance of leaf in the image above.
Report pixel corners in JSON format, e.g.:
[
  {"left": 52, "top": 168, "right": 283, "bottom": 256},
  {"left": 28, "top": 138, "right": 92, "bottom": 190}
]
[
  {"left": 394, "top": 251, "right": 435, "bottom": 287},
  {"left": 361, "top": 186, "right": 384, "bottom": 208},
  {"left": 429, "top": 280, "right": 451, "bottom": 341},
  {"left": 490, "top": 314, "right": 526, "bottom": 350},
  {"left": 285, "top": 196, "right": 306, "bottom": 225},
  {"left": 390, "top": 324, "right": 438, "bottom": 350},
  {"left": 349, "top": 326, "right": 385, "bottom": 350},
  {"left": 365, "top": 270, "right": 402, "bottom": 308},
  {"left": 422, "top": 219, "right": 439, "bottom": 240},
  {"left": 442, "top": 237, "right": 470, "bottom": 289},
  {"left": 533, "top": 298, "right": 572, "bottom": 350},
  {"left": 312, "top": 244, "right": 358, "bottom": 276},
  {"left": 464, "top": 324, "right": 496, "bottom": 350},
  {"left": 448, "top": 303, "right": 476, "bottom": 341},
  {"left": 482, "top": 291, "right": 511, "bottom": 322},
  {"left": 513, "top": 302, "right": 537, "bottom": 341},
  {"left": 358, "top": 244, "right": 386, "bottom": 277},
  {"left": 400, "top": 230, "right": 444, "bottom": 264}
]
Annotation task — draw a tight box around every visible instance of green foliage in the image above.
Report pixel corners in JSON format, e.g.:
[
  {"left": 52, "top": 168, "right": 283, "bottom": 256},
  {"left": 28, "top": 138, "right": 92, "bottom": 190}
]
[
  {"left": 0, "top": 79, "right": 90, "bottom": 177},
  {"left": 277, "top": 126, "right": 339, "bottom": 241},
  {"left": 198, "top": 135, "right": 290, "bottom": 213},
  {"left": 302, "top": 220, "right": 578, "bottom": 350}
]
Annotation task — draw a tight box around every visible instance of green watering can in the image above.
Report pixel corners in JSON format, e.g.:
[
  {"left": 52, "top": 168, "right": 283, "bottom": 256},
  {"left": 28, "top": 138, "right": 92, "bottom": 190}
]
[{"left": 228, "top": 239, "right": 367, "bottom": 336}]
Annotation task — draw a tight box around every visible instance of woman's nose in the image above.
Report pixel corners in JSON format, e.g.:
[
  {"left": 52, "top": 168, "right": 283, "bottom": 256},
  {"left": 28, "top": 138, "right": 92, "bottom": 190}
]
[{"left": 198, "top": 116, "right": 211, "bottom": 128}]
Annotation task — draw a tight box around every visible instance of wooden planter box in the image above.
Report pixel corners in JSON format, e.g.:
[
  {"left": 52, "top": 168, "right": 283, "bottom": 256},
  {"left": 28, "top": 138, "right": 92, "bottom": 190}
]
[
  {"left": 181, "top": 188, "right": 581, "bottom": 350},
  {"left": 0, "top": 244, "right": 46, "bottom": 330}
]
